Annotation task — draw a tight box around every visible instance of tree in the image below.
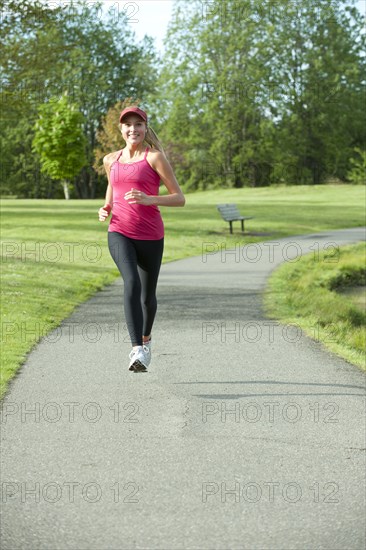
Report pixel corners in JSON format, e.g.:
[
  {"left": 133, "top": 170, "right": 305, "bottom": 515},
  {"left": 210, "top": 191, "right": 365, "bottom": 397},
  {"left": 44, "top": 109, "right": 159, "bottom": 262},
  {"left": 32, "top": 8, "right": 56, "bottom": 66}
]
[
  {"left": 266, "top": 0, "right": 366, "bottom": 184},
  {"left": 32, "top": 92, "right": 87, "bottom": 199},
  {"left": 1, "top": 0, "right": 159, "bottom": 198},
  {"left": 346, "top": 147, "right": 366, "bottom": 184},
  {"left": 155, "top": 0, "right": 366, "bottom": 189}
]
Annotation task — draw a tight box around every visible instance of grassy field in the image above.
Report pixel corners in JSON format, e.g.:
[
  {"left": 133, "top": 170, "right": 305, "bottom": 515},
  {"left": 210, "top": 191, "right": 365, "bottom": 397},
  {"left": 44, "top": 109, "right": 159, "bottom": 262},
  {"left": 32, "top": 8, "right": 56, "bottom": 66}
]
[
  {"left": 264, "top": 242, "right": 366, "bottom": 370},
  {"left": 1, "top": 184, "right": 365, "bottom": 399}
]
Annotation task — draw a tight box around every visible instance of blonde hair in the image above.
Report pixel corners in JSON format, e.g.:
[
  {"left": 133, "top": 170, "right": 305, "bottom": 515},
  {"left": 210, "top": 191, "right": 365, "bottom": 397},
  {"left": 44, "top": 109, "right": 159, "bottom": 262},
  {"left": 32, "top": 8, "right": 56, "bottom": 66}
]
[{"left": 119, "top": 122, "right": 165, "bottom": 154}]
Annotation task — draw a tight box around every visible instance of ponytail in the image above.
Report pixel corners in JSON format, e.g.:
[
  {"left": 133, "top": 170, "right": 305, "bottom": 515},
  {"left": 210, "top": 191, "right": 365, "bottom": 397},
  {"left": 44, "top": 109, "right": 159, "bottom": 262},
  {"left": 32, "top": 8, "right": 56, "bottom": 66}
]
[{"left": 143, "top": 126, "right": 165, "bottom": 153}]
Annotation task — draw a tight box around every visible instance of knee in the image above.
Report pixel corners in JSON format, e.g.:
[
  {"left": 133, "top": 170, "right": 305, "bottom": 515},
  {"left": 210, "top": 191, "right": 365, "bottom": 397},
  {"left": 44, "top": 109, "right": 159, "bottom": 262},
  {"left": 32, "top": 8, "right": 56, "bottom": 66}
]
[
  {"left": 142, "top": 294, "right": 157, "bottom": 310},
  {"left": 124, "top": 277, "right": 141, "bottom": 298}
]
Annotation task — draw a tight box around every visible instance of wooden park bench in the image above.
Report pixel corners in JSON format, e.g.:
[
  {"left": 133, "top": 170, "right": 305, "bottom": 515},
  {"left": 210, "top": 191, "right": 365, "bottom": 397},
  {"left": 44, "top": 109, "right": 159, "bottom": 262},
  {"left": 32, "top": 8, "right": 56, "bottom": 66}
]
[{"left": 216, "top": 204, "right": 254, "bottom": 234}]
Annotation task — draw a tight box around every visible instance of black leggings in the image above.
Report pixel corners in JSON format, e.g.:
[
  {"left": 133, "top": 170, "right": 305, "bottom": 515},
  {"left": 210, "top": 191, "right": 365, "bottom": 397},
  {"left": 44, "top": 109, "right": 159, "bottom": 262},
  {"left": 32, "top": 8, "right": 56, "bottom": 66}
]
[{"left": 108, "top": 231, "right": 164, "bottom": 346}]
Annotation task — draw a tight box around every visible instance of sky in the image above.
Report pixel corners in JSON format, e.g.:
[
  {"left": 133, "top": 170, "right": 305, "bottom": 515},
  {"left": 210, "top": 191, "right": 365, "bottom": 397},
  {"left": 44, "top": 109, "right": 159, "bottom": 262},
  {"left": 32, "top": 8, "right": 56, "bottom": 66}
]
[
  {"left": 102, "top": 0, "right": 175, "bottom": 53},
  {"left": 121, "top": 0, "right": 365, "bottom": 54},
  {"left": 39, "top": 0, "right": 366, "bottom": 54}
]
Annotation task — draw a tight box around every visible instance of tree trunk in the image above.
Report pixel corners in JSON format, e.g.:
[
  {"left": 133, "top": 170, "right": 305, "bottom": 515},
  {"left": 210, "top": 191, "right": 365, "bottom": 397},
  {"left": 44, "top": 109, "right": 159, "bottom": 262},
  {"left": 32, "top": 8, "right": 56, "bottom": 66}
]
[{"left": 61, "top": 180, "right": 70, "bottom": 200}]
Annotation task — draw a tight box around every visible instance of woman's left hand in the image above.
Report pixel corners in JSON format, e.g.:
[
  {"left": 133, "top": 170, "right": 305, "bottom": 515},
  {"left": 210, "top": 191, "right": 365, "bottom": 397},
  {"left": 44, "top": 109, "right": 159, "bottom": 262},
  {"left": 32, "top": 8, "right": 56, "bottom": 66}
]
[{"left": 124, "top": 188, "right": 154, "bottom": 205}]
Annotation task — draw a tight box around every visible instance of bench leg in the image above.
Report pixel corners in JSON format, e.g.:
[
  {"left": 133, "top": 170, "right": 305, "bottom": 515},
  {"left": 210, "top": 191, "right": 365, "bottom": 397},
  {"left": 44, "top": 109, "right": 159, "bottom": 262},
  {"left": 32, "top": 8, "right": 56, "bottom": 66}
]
[
  {"left": 241, "top": 220, "right": 244, "bottom": 233},
  {"left": 229, "top": 221, "right": 233, "bottom": 234}
]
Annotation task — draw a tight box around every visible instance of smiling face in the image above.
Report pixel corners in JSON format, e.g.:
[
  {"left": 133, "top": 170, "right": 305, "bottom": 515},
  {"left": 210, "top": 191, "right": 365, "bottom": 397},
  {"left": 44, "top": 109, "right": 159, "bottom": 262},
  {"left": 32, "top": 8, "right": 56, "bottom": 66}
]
[{"left": 120, "top": 115, "right": 147, "bottom": 147}]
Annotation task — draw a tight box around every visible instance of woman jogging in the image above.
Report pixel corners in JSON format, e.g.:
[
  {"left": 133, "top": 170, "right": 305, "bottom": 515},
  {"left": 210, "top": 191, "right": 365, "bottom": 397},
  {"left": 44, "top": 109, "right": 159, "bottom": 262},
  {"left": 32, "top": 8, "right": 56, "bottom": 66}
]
[{"left": 98, "top": 106, "right": 185, "bottom": 372}]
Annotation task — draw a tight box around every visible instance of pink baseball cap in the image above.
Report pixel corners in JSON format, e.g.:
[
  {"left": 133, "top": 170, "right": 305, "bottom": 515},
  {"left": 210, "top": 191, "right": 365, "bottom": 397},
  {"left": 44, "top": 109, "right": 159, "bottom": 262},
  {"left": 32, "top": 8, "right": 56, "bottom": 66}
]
[{"left": 119, "top": 106, "right": 148, "bottom": 123}]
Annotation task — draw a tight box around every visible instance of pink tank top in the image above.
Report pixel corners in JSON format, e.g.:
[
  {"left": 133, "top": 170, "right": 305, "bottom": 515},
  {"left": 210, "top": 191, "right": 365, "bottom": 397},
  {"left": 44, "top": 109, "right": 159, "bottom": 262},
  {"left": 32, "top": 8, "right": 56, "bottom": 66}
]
[{"left": 108, "top": 147, "right": 164, "bottom": 240}]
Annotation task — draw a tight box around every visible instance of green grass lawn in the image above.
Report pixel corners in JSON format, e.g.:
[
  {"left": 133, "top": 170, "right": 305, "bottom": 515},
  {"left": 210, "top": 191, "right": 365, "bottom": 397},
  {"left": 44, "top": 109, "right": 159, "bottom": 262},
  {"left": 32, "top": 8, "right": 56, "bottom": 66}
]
[
  {"left": 338, "top": 286, "right": 366, "bottom": 310},
  {"left": 264, "top": 242, "right": 366, "bottom": 370},
  {"left": 1, "top": 184, "right": 365, "bottom": 399}
]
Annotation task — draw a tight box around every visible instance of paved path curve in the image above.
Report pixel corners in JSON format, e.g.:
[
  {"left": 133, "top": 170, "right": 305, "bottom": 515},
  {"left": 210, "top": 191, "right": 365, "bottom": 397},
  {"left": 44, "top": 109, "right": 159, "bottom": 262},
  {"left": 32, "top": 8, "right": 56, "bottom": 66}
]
[{"left": 1, "top": 228, "right": 365, "bottom": 550}]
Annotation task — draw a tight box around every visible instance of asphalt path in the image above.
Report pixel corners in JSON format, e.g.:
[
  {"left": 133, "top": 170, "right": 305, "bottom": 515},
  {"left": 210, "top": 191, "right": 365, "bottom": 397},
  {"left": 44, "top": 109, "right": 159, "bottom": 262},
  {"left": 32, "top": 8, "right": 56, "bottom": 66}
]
[{"left": 1, "top": 227, "right": 365, "bottom": 550}]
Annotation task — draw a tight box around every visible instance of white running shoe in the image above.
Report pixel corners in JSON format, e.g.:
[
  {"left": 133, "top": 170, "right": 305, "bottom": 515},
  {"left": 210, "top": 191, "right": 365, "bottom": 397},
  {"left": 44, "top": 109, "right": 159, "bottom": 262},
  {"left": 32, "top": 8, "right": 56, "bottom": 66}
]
[
  {"left": 143, "top": 340, "right": 151, "bottom": 367},
  {"left": 128, "top": 346, "right": 148, "bottom": 372}
]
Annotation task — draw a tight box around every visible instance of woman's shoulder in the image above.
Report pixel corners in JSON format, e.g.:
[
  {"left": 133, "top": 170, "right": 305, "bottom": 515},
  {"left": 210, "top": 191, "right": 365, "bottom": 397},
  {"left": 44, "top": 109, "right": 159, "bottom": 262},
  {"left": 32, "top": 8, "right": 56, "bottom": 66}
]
[
  {"left": 103, "top": 150, "right": 121, "bottom": 166},
  {"left": 146, "top": 148, "right": 166, "bottom": 163},
  {"left": 146, "top": 148, "right": 167, "bottom": 171},
  {"left": 147, "top": 147, "right": 162, "bottom": 156}
]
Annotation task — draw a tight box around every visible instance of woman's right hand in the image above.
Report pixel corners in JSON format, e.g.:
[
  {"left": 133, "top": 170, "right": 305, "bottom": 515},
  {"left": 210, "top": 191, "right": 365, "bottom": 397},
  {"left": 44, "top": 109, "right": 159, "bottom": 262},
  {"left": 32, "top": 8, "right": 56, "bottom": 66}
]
[{"left": 98, "top": 204, "right": 111, "bottom": 222}]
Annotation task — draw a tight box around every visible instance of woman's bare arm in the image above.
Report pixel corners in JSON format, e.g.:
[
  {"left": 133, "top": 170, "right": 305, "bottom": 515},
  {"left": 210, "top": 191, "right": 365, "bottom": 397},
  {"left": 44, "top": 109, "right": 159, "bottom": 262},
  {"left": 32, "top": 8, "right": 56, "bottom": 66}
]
[
  {"left": 98, "top": 155, "right": 114, "bottom": 221},
  {"left": 124, "top": 151, "right": 185, "bottom": 207}
]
